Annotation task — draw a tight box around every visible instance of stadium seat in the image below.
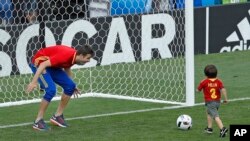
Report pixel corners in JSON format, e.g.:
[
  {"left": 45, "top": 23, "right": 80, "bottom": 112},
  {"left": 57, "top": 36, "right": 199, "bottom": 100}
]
[
  {"left": 202, "top": 0, "right": 219, "bottom": 6},
  {"left": 175, "top": 0, "right": 203, "bottom": 8},
  {"left": 176, "top": 0, "right": 222, "bottom": 9},
  {"left": 0, "top": 0, "right": 13, "bottom": 24},
  {"left": 111, "top": 0, "right": 147, "bottom": 15},
  {"left": 200, "top": 0, "right": 222, "bottom": 7}
]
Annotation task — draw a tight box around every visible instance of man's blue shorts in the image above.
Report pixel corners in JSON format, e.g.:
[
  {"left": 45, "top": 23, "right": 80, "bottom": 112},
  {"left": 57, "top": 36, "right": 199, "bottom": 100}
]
[{"left": 30, "top": 64, "right": 76, "bottom": 102}]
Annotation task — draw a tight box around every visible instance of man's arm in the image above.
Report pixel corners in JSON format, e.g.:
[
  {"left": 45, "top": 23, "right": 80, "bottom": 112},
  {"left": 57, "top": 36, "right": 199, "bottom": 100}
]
[
  {"left": 64, "top": 67, "right": 72, "bottom": 78},
  {"left": 26, "top": 60, "right": 51, "bottom": 93}
]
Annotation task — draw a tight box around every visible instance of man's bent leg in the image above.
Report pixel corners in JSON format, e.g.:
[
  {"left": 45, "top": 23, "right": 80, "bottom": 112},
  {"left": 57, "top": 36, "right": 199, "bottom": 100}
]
[
  {"left": 49, "top": 94, "right": 71, "bottom": 127},
  {"left": 35, "top": 99, "right": 50, "bottom": 122},
  {"left": 50, "top": 68, "right": 76, "bottom": 116},
  {"left": 33, "top": 70, "right": 56, "bottom": 121},
  {"left": 55, "top": 93, "right": 71, "bottom": 116},
  {"left": 30, "top": 64, "right": 57, "bottom": 130},
  {"left": 49, "top": 68, "right": 76, "bottom": 127}
]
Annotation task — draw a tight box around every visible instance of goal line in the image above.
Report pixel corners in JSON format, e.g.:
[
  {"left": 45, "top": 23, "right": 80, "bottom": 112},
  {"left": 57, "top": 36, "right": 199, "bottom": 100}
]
[{"left": 0, "top": 92, "right": 184, "bottom": 107}]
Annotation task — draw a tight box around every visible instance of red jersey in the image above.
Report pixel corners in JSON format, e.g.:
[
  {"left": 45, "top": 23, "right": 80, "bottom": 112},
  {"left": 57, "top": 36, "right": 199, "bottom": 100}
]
[
  {"left": 197, "top": 78, "right": 224, "bottom": 102},
  {"left": 32, "top": 45, "right": 76, "bottom": 68}
]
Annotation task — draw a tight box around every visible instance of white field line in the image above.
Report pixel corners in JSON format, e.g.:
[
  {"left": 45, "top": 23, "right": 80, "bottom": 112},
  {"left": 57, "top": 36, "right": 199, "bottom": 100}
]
[{"left": 0, "top": 97, "right": 250, "bottom": 129}]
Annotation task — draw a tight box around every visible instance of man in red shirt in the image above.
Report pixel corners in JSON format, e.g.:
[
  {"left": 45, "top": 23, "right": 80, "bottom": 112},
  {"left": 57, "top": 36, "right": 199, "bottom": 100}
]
[
  {"left": 26, "top": 44, "right": 94, "bottom": 131},
  {"left": 197, "top": 64, "right": 228, "bottom": 137}
]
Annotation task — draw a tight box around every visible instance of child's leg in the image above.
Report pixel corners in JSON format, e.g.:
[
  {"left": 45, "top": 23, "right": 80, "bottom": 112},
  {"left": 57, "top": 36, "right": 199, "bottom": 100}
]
[
  {"left": 204, "top": 106, "right": 214, "bottom": 133},
  {"left": 205, "top": 102, "right": 214, "bottom": 128},
  {"left": 215, "top": 116, "right": 228, "bottom": 137},
  {"left": 207, "top": 101, "right": 228, "bottom": 137},
  {"left": 215, "top": 116, "right": 224, "bottom": 130},
  {"left": 207, "top": 112, "right": 213, "bottom": 128}
]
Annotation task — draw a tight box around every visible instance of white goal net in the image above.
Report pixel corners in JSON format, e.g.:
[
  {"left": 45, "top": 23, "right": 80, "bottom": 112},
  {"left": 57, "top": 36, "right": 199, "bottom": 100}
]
[{"left": 0, "top": 0, "right": 194, "bottom": 107}]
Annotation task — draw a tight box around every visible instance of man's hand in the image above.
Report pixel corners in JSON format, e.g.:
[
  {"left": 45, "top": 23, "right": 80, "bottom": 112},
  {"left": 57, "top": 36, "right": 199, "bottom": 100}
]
[
  {"left": 73, "top": 88, "right": 81, "bottom": 98},
  {"left": 26, "top": 82, "right": 38, "bottom": 93}
]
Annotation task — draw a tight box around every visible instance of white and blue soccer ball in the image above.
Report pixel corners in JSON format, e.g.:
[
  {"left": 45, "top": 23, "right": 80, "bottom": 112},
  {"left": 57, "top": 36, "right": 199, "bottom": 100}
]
[{"left": 176, "top": 114, "right": 192, "bottom": 130}]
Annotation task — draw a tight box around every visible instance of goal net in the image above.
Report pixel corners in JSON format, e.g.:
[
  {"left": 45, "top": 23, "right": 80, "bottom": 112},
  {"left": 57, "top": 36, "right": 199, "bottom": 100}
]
[{"left": 0, "top": 0, "right": 194, "bottom": 107}]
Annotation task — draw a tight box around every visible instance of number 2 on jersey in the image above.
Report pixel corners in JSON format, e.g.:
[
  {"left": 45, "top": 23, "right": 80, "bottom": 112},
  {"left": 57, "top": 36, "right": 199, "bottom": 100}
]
[{"left": 210, "top": 88, "right": 217, "bottom": 99}]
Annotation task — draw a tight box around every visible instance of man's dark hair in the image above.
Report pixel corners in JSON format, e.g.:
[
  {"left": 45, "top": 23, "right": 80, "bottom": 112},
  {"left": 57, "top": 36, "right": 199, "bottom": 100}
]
[
  {"left": 76, "top": 44, "right": 94, "bottom": 56},
  {"left": 204, "top": 64, "right": 217, "bottom": 78}
]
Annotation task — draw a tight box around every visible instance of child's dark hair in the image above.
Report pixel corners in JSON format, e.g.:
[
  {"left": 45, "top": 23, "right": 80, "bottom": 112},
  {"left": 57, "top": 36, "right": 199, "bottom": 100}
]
[
  {"left": 204, "top": 64, "right": 217, "bottom": 78},
  {"left": 76, "top": 44, "right": 94, "bottom": 56}
]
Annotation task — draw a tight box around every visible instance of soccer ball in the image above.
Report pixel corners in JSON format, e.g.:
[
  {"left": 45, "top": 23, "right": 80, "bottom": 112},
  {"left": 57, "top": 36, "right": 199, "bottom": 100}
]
[{"left": 176, "top": 114, "right": 192, "bottom": 130}]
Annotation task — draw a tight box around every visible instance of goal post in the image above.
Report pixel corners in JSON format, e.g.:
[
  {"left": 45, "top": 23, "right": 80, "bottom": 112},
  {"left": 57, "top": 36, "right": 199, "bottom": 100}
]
[
  {"left": 0, "top": 0, "right": 194, "bottom": 107},
  {"left": 185, "top": 0, "right": 195, "bottom": 106}
]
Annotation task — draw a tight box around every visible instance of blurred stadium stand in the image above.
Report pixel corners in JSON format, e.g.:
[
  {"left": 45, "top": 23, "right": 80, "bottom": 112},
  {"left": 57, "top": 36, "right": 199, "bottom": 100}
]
[
  {"left": 222, "top": 0, "right": 248, "bottom": 4},
  {"left": 47, "top": 0, "right": 89, "bottom": 20},
  {"left": 0, "top": 0, "right": 13, "bottom": 24},
  {"left": 110, "top": 0, "right": 147, "bottom": 15},
  {"left": 89, "top": 0, "right": 109, "bottom": 17}
]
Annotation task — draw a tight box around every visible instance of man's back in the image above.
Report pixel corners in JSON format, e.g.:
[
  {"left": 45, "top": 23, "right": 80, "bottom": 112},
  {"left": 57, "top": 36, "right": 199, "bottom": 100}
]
[{"left": 32, "top": 45, "right": 76, "bottom": 68}]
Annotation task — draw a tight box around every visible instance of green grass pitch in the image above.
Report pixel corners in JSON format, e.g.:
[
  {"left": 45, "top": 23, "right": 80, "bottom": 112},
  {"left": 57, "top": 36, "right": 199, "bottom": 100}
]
[{"left": 1, "top": 51, "right": 250, "bottom": 141}]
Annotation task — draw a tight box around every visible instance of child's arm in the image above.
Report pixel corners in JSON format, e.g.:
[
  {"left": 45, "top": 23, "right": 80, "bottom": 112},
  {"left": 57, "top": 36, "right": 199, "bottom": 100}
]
[{"left": 221, "top": 88, "right": 228, "bottom": 103}]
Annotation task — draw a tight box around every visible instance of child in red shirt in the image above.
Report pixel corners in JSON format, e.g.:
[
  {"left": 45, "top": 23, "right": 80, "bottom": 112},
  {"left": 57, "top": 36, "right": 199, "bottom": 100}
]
[{"left": 197, "top": 64, "right": 228, "bottom": 137}]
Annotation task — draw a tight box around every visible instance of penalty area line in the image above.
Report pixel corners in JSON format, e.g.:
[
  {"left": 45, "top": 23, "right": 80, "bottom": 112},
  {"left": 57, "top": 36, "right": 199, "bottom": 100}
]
[{"left": 0, "top": 97, "right": 250, "bottom": 129}]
